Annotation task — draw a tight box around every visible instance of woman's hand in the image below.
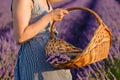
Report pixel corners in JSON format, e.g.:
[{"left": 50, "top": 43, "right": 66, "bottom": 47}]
[{"left": 48, "top": 8, "right": 69, "bottom": 21}]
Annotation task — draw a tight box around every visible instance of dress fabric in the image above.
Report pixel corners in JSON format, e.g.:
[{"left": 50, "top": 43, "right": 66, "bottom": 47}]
[{"left": 14, "top": 0, "right": 72, "bottom": 80}]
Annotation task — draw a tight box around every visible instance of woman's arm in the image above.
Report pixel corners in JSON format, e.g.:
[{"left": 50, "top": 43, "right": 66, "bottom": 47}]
[{"left": 12, "top": 0, "right": 68, "bottom": 44}]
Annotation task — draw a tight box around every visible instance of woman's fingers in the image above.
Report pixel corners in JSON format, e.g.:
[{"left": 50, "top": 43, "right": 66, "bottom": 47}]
[
  {"left": 58, "top": 9, "right": 69, "bottom": 16},
  {"left": 49, "top": 8, "right": 69, "bottom": 21},
  {"left": 62, "top": 9, "right": 69, "bottom": 14},
  {"left": 56, "top": 9, "right": 69, "bottom": 21}
]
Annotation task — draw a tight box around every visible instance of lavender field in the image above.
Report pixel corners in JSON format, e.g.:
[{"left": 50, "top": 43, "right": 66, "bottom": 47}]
[{"left": 0, "top": 0, "right": 120, "bottom": 80}]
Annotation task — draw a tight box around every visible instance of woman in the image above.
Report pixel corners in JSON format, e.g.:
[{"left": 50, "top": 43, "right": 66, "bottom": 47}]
[{"left": 11, "top": 0, "right": 72, "bottom": 80}]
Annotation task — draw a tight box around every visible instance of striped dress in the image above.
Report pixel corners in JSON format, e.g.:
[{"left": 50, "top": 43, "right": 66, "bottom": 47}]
[{"left": 14, "top": 0, "right": 72, "bottom": 80}]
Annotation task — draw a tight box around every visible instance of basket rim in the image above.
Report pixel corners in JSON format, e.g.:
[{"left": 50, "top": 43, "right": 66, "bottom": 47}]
[{"left": 50, "top": 7, "right": 104, "bottom": 39}]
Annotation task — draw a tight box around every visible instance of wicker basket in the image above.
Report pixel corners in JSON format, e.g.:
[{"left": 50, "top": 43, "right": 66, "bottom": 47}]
[{"left": 45, "top": 7, "right": 112, "bottom": 69}]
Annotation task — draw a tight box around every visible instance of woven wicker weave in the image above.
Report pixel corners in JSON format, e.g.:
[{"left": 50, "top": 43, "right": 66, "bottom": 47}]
[{"left": 45, "top": 7, "right": 112, "bottom": 69}]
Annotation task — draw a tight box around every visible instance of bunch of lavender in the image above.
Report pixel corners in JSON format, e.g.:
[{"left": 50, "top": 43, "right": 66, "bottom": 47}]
[{"left": 46, "top": 50, "right": 71, "bottom": 64}]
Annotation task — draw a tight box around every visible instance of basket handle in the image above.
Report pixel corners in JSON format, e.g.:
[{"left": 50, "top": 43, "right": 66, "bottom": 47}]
[{"left": 50, "top": 7, "right": 103, "bottom": 39}]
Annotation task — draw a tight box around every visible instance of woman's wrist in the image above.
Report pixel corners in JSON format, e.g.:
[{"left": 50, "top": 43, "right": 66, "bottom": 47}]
[{"left": 45, "top": 13, "right": 53, "bottom": 21}]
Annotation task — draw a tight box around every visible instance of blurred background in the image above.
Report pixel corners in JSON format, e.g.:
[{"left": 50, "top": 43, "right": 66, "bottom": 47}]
[{"left": 0, "top": 0, "right": 120, "bottom": 80}]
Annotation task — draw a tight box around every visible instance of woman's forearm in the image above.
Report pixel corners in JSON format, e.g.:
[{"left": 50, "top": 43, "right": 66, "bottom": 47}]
[{"left": 17, "top": 13, "right": 52, "bottom": 44}]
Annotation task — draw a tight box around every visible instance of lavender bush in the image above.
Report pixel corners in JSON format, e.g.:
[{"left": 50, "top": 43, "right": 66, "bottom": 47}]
[{"left": 0, "top": 0, "right": 120, "bottom": 80}]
